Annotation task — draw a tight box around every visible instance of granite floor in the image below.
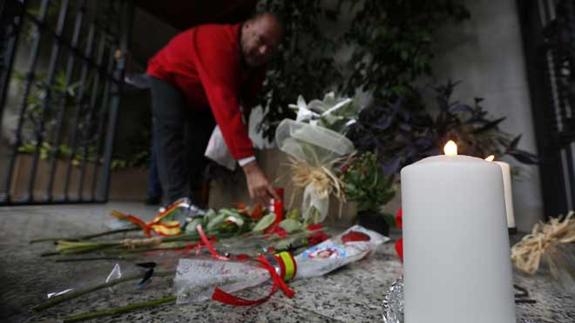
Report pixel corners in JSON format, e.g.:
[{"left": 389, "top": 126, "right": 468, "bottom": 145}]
[{"left": 0, "top": 202, "right": 573, "bottom": 322}]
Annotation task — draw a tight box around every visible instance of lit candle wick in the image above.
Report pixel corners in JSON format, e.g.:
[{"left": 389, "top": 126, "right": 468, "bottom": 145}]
[{"left": 443, "top": 140, "right": 458, "bottom": 156}]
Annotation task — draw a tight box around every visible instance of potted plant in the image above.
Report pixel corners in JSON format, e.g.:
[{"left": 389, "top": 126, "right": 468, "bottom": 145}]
[
  {"left": 347, "top": 82, "right": 538, "bottom": 178},
  {"left": 341, "top": 151, "right": 396, "bottom": 235}
]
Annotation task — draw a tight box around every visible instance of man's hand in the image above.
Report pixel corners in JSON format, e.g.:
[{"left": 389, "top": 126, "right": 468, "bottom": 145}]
[{"left": 242, "top": 160, "right": 280, "bottom": 204}]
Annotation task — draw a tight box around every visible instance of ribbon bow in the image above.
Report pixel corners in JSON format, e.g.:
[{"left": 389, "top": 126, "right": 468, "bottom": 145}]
[
  {"left": 111, "top": 204, "right": 183, "bottom": 237},
  {"left": 289, "top": 158, "right": 346, "bottom": 223},
  {"left": 511, "top": 212, "right": 575, "bottom": 274}
]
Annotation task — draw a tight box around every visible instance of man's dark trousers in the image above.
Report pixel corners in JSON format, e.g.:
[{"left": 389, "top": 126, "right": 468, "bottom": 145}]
[{"left": 149, "top": 77, "right": 215, "bottom": 205}]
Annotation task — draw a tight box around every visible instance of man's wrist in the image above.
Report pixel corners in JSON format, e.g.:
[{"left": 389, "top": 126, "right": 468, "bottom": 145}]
[
  {"left": 240, "top": 158, "right": 259, "bottom": 175},
  {"left": 238, "top": 156, "right": 256, "bottom": 167}
]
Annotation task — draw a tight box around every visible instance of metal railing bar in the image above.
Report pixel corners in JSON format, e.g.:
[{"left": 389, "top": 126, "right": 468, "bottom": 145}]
[
  {"left": 0, "top": 0, "right": 132, "bottom": 205},
  {"left": 77, "top": 28, "right": 107, "bottom": 199},
  {"left": 0, "top": 0, "right": 27, "bottom": 143},
  {"left": 2, "top": 0, "right": 50, "bottom": 203},
  {"left": 20, "top": 11, "right": 121, "bottom": 83},
  {"left": 26, "top": 0, "right": 71, "bottom": 202},
  {"left": 46, "top": 0, "right": 87, "bottom": 200},
  {"left": 63, "top": 22, "right": 95, "bottom": 200},
  {"left": 99, "top": 0, "right": 133, "bottom": 201},
  {"left": 90, "top": 47, "right": 117, "bottom": 200}
]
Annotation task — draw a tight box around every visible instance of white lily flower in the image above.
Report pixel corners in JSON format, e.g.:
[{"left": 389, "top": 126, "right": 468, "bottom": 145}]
[
  {"left": 292, "top": 95, "right": 320, "bottom": 122},
  {"left": 287, "top": 92, "right": 358, "bottom": 133}
]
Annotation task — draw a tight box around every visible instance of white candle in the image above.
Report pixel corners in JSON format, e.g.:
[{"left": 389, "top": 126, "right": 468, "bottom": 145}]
[
  {"left": 401, "top": 141, "right": 516, "bottom": 323},
  {"left": 486, "top": 155, "right": 516, "bottom": 231}
]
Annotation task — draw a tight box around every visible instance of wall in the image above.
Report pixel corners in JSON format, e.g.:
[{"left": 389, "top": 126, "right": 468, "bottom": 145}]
[
  {"left": 129, "top": 8, "right": 178, "bottom": 65},
  {"left": 430, "top": 0, "right": 543, "bottom": 231}
]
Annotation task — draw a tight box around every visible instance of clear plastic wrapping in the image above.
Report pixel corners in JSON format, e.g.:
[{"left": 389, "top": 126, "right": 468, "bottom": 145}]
[
  {"left": 174, "top": 257, "right": 270, "bottom": 304},
  {"left": 174, "top": 225, "right": 388, "bottom": 304},
  {"left": 275, "top": 119, "right": 355, "bottom": 222}
]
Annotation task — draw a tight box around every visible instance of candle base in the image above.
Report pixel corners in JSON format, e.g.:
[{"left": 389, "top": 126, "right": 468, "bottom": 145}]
[
  {"left": 508, "top": 227, "right": 517, "bottom": 235},
  {"left": 383, "top": 277, "right": 533, "bottom": 323}
]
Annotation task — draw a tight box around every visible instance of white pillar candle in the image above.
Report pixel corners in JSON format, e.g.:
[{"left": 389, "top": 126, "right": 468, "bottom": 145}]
[
  {"left": 401, "top": 141, "right": 516, "bottom": 323},
  {"left": 486, "top": 155, "right": 517, "bottom": 231}
]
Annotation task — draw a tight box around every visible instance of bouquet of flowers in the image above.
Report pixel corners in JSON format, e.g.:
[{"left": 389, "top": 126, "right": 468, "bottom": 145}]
[
  {"left": 36, "top": 198, "right": 327, "bottom": 258},
  {"left": 35, "top": 225, "right": 387, "bottom": 322},
  {"left": 276, "top": 92, "right": 358, "bottom": 223}
]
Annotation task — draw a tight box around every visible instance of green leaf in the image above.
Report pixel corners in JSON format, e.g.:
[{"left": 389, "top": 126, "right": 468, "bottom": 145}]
[
  {"left": 279, "top": 219, "right": 303, "bottom": 233},
  {"left": 473, "top": 117, "right": 506, "bottom": 134},
  {"left": 252, "top": 213, "right": 276, "bottom": 232},
  {"left": 206, "top": 213, "right": 226, "bottom": 232},
  {"left": 285, "top": 208, "right": 301, "bottom": 221},
  {"left": 185, "top": 218, "right": 203, "bottom": 234}
]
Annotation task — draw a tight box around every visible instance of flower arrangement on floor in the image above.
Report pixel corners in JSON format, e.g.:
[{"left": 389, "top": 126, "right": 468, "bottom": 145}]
[
  {"left": 38, "top": 198, "right": 330, "bottom": 258},
  {"left": 32, "top": 202, "right": 387, "bottom": 322},
  {"left": 276, "top": 92, "right": 358, "bottom": 223}
]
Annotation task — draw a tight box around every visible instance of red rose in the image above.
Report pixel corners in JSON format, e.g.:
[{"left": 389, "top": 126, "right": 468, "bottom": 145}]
[
  {"left": 307, "top": 223, "right": 324, "bottom": 231},
  {"left": 341, "top": 231, "right": 371, "bottom": 243},
  {"left": 307, "top": 231, "right": 329, "bottom": 246},
  {"left": 250, "top": 204, "right": 264, "bottom": 220},
  {"left": 395, "top": 238, "right": 403, "bottom": 262},
  {"left": 265, "top": 224, "right": 288, "bottom": 238},
  {"left": 395, "top": 208, "right": 403, "bottom": 229}
]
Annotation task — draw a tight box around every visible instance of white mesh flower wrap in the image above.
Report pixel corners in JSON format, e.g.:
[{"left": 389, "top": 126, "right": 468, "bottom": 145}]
[{"left": 276, "top": 119, "right": 355, "bottom": 222}]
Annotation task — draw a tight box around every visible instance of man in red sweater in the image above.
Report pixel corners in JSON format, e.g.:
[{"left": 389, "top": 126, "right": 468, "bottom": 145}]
[{"left": 147, "top": 13, "right": 282, "bottom": 205}]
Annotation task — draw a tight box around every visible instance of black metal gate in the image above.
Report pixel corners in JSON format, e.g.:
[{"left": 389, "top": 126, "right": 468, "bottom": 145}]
[
  {"left": 0, "top": 0, "right": 133, "bottom": 205},
  {"left": 518, "top": 0, "right": 575, "bottom": 217}
]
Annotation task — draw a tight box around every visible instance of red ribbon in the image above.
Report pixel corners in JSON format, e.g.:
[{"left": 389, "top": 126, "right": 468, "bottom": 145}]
[
  {"left": 196, "top": 225, "right": 228, "bottom": 260},
  {"left": 193, "top": 224, "right": 296, "bottom": 306},
  {"left": 211, "top": 255, "right": 295, "bottom": 306}
]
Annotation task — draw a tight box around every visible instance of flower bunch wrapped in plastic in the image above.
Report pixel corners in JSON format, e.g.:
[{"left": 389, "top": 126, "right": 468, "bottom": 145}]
[
  {"left": 174, "top": 225, "right": 388, "bottom": 304},
  {"left": 511, "top": 212, "right": 575, "bottom": 289},
  {"left": 276, "top": 92, "right": 358, "bottom": 223}
]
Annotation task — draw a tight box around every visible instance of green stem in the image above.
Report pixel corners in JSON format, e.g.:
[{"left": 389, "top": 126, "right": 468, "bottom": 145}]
[
  {"left": 57, "top": 243, "right": 121, "bottom": 255},
  {"left": 53, "top": 256, "right": 133, "bottom": 262},
  {"left": 62, "top": 295, "right": 177, "bottom": 322},
  {"left": 33, "top": 270, "right": 174, "bottom": 312},
  {"left": 105, "top": 245, "right": 199, "bottom": 254},
  {"left": 30, "top": 227, "right": 140, "bottom": 243},
  {"left": 47, "top": 230, "right": 262, "bottom": 257}
]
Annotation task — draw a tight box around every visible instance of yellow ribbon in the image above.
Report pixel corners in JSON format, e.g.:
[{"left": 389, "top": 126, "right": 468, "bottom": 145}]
[
  {"left": 111, "top": 206, "right": 182, "bottom": 237},
  {"left": 277, "top": 251, "right": 297, "bottom": 281}
]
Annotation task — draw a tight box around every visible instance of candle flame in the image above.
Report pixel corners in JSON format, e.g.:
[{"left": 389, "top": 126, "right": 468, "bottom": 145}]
[
  {"left": 443, "top": 140, "right": 458, "bottom": 156},
  {"left": 485, "top": 155, "right": 495, "bottom": 162}
]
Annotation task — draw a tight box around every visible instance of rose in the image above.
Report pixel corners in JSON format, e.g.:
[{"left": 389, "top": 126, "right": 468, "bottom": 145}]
[
  {"left": 395, "top": 208, "right": 403, "bottom": 229},
  {"left": 394, "top": 238, "right": 403, "bottom": 262}
]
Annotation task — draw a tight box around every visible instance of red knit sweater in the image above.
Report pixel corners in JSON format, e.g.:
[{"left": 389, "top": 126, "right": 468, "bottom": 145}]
[{"left": 147, "top": 23, "right": 265, "bottom": 160}]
